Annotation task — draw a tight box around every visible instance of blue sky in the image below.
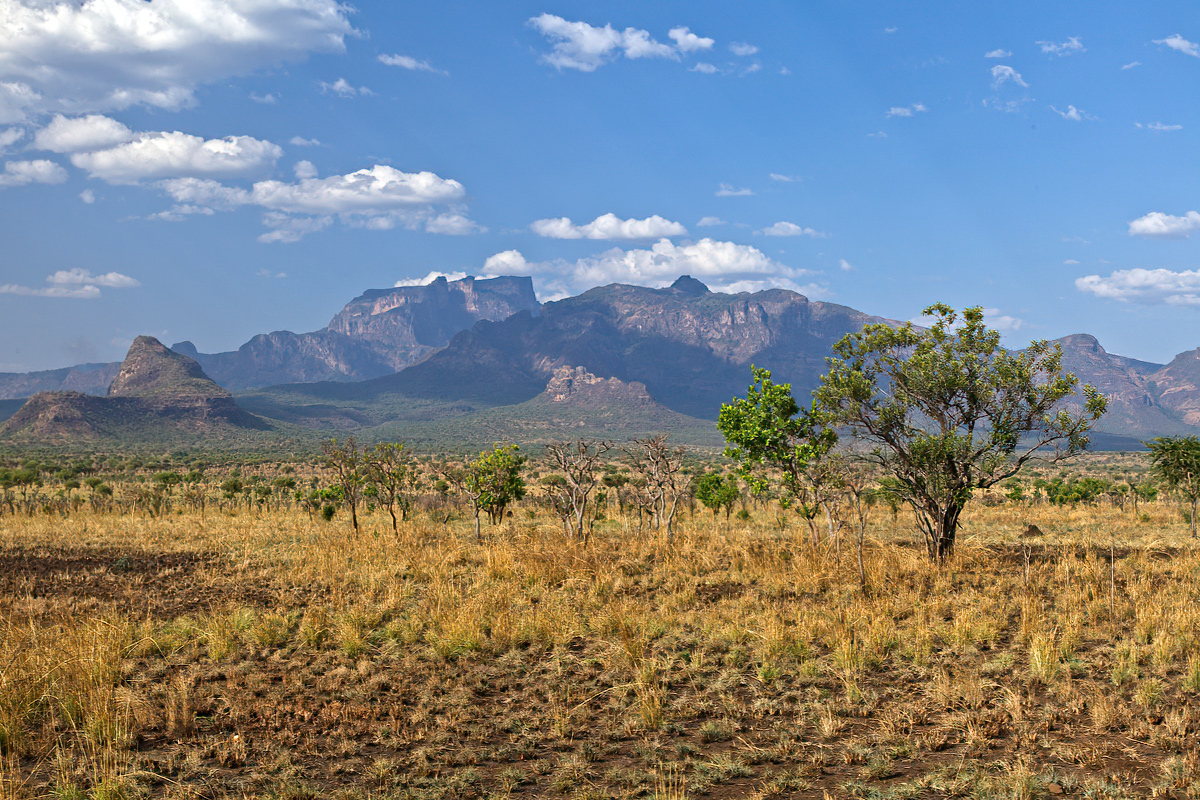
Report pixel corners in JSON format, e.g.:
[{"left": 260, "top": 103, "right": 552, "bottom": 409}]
[{"left": 1, "top": 0, "right": 1199, "bottom": 372}]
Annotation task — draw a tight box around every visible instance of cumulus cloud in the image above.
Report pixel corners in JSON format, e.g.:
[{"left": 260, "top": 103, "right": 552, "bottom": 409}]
[
  {"left": 982, "top": 308, "right": 1024, "bottom": 333},
  {"left": 758, "top": 221, "right": 824, "bottom": 237},
  {"left": 990, "top": 65, "right": 1028, "bottom": 89},
  {"left": 0, "top": 267, "right": 138, "bottom": 298},
  {"left": 1128, "top": 211, "right": 1200, "bottom": 238},
  {"left": 0, "top": 0, "right": 354, "bottom": 122},
  {"left": 378, "top": 54, "right": 446, "bottom": 74},
  {"left": 729, "top": 42, "right": 758, "bottom": 56},
  {"left": 530, "top": 212, "right": 687, "bottom": 240},
  {"left": 715, "top": 183, "right": 753, "bottom": 197},
  {"left": 1154, "top": 34, "right": 1199, "bottom": 58},
  {"left": 394, "top": 271, "right": 469, "bottom": 287},
  {"left": 1038, "top": 36, "right": 1085, "bottom": 56},
  {"left": 33, "top": 114, "right": 133, "bottom": 153},
  {"left": 690, "top": 62, "right": 719, "bottom": 74},
  {"left": 668, "top": 27, "right": 713, "bottom": 53},
  {"left": 528, "top": 14, "right": 677, "bottom": 71},
  {"left": 769, "top": 173, "right": 800, "bottom": 182},
  {"left": 886, "top": 103, "right": 927, "bottom": 117},
  {"left": 1076, "top": 268, "right": 1200, "bottom": 306},
  {"left": 985, "top": 49, "right": 1012, "bottom": 58},
  {"left": 0, "top": 159, "right": 67, "bottom": 186},
  {"left": 157, "top": 164, "right": 478, "bottom": 242},
  {"left": 1137, "top": 122, "right": 1182, "bottom": 131},
  {"left": 0, "top": 126, "right": 23, "bottom": 153},
  {"left": 79, "top": 189, "right": 95, "bottom": 203},
  {"left": 839, "top": 259, "right": 854, "bottom": 271},
  {"left": 290, "top": 136, "right": 320, "bottom": 147},
  {"left": 249, "top": 92, "right": 277, "bottom": 104},
  {"left": 70, "top": 131, "right": 282, "bottom": 183},
  {"left": 481, "top": 238, "right": 822, "bottom": 299},
  {"left": 696, "top": 216, "right": 725, "bottom": 227},
  {"left": 293, "top": 160, "right": 318, "bottom": 179}
]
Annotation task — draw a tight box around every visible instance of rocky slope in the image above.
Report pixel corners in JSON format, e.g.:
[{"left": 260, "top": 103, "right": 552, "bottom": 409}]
[
  {"left": 177, "top": 275, "right": 540, "bottom": 389},
  {"left": 0, "top": 336, "right": 264, "bottom": 442},
  {"left": 0, "top": 362, "right": 119, "bottom": 400}
]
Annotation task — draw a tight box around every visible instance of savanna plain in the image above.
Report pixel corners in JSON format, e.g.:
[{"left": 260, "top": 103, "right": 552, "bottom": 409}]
[{"left": 3, "top": 452, "right": 1200, "bottom": 800}]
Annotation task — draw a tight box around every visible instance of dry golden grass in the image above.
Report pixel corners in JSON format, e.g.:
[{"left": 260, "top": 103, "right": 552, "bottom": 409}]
[{"left": 1, "top": 477, "right": 1200, "bottom": 798}]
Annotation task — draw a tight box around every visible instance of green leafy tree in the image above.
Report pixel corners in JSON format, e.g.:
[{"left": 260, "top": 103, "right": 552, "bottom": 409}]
[
  {"left": 447, "top": 445, "right": 527, "bottom": 539},
  {"left": 323, "top": 437, "right": 365, "bottom": 533},
  {"left": 814, "top": 303, "right": 1106, "bottom": 561},
  {"left": 1147, "top": 436, "right": 1200, "bottom": 537},
  {"left": 718, "top": 367, "right": 838, "bottom": 547},
  {"left": 365, "top": 441, "right": 419, "bottom": 534},
  {"left": 694, "top": 471, "right": 741, "bottom": 520}
]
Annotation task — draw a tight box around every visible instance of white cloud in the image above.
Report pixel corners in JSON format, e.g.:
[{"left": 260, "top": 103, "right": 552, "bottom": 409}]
[
  {"left": 741, "top": 63, "right": 762, "bottom": 76},
  {"left": 1122, "top": 61, "right": 1141, "bottom": 69},
  {"left": 147, "top": 204, "right": 217, "bottom": 222},
  {"left": 668, "top": 27, "right": 713, "bottom": 53},
  {"left": 48, "top": 268, "right": 139, "bottom": 288},
  {"left": 482, "top": 238, "right": 822, "bottom": 298},
  {"left": 530, "top": 212, "right": 686, "bottom": 240},
  {"left": 0, "top": 159, "right": 67, "bottom": 186},
  {"left": 1051, "top": 105, "right": 1094, "bottom": 121},
  {"left": 290, "top": 136, "right": 320, "bottom": 147},
  {"left": 990, "top": 65, "right": 1028, "bottom": 89},
  {"left": 528, "top": 14, "right": 676, "bottom": 72},
  {"left": 982, "top": 308, "right": 1024, "bottom": 332},
  {"left": 1076, "top": 268, "right": 1200, "bottom": 307},
  {"left": 1154, "top": 34, "right": 1199, "bottom": 58},
  {"left": 0, "top": 126, "right": 22, "bottom": 153},
  {"left": 157, "top": 164, "right": 477, "bottom": 242},
  {"left": 758, "top": 221, "right": 824, "bottom": 237},
  {"left": 1127, "top": 210, "right": 1200, "bottom": 239},
  {"left": 394, "top": 271, "right": 469, "bottom": 287},
  {"left": 697, "top": 216, "right": 725, "bottom": 227},
  {"left": 690, "top": 62, "right": 719, "bottom": 74},
  {"left": 0, "top": 0, "right": 354, "bottom": 122},
  {"left": 839, "top": 259, "right": 854, "bottom": 271},
  {"left": 319, "top": 78, "right": 371, "bottom": 97},
  {"left": 424, "top": 213, "right": 486, "bottom": 235},
  {"left": 33, "top": 114, "right": 133, "bottom": 153},
  {"left": 884, "top": 27, "right": 897, "bottom": 34},
  {"left": 716, "top": 183, "right": 753, "bottom": 197},
  {"left": 1038, "top": 36, "right": 1085, "bottom": 56},
  {"left": 80, "top": 189, "right": 95, "bottom": 204},
  {"left": 0, "top": 267, "right": 138, "bottom": 298},
  {"left": 867, "top": 130, "right": 888, "bottom": 138},
  {"left": 769, "top": 173, "right": 800, "bottom": 182},
  {"left": 729, "top": 42, "right": 758, "bottom": 56},
  {"left": 1137, "top": 122, "right": 1183, "bottom": 131},
  {"left": 71, "top": 131, "right": 281, "bottom": 184},
  {"left": 886, "top": 103, "right": 927, "bottom": 117},
  {"left": 985, "top": 49, "right": 1012, "bottom": 58},
  {"left": 378, "top": 54, "right": 447, "bottom": 75},
  {"left": 293, "top": 160, "right": 318, "bottom": 179},
  {"left": 1064, "top": 259, "right": 1079, "bottom": 265},
  {"left": 249, "top": 92, "right": 277, "bottom": 105},
  {"left": 257, "top": 269, "right": 286, "bottom": 279}
]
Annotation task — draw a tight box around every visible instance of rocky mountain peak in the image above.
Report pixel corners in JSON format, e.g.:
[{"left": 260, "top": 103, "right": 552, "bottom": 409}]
[
  {"left": 543, "top": 366, "right": 653, "bottom": 406},
  {"left": 1056, "top": 333, "right": 1104, "bottom": 354},
  {"left": 670, "top": 275, "right": 710, "bottom": 296},
  {"left": 108, "top": 336, "right": 230, "bottom": 399}
]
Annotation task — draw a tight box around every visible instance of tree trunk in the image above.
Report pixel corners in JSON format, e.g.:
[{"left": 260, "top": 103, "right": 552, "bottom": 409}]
[
  {"left": 473, "top": 507, "right": 481, "bottom": 541},
  {"left": 933, "top": 504, "right": 962, "bottom": 562},
  {"left": 1192, "top": 497, "right": 1198, "bottom": 538},
  {"left": 388, "top": 505, "right": 398, "bottom": 534},
  {"left": 349, "top": 501, "right": 358, "bottom": 533}
]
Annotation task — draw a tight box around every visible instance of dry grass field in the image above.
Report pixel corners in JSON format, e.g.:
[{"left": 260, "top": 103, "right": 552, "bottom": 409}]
[{"left": 2, "top": 461, "right": 1200, "bottom": 799}]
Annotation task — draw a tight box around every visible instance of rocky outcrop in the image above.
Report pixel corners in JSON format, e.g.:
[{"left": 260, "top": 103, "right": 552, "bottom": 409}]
[
  {"left": 543, "top": 365, "right": 656, "bottom": 407},
  {"left": 0, "top": 336, "right": 261, "bottom": 441}
]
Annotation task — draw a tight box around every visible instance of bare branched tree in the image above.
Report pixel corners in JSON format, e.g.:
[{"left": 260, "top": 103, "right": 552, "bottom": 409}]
[
  {"left": 625, "top": 434, "right": 691, "bottom": 540},
  {"left": 543, "top": 439, "right": 612, "bottom": 544},
  {"left": 322, "top": 437, "right": 364, "bottom": 534}
]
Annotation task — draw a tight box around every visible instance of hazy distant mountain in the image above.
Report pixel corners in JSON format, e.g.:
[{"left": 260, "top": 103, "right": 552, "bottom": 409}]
[
  {"left": 174, "top": 275, "right": 540, "bottom": 390},
  {"left": 0, "top": 275, "right": 541, "bottom": 399},
  {"left": 0, "top": 336, "right": 266, "bottom": 443}
]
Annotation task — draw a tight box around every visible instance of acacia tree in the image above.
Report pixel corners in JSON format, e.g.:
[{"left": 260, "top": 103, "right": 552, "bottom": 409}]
[
  {"left": 718, "top": 367, "right": 839, "bottom": 548},
  {"left": 446, "top": 445, "right": 527, "bottom": 540},
  {"left": 365, "top": 441, "right": 419, "bottom": 534},
  {"left": 1147, "top": 436, "right": 1200, "bottom": 537},
  {"left": 625, "top": 435, "right": 691, "bottom": 539},
  {"left": 694, "top": 471, "right": 741, "bottom": 521},
  {"left": 814, "top": 303, "right": 1106, "bottom": 561},
  {"left": 323, "top": 437, "right": 365, "bottom": 533},
  {"left": 543, "top": 439, "right": 612, "bottom": 544}
]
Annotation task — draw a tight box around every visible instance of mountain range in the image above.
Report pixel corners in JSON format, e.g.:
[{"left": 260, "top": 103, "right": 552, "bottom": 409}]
[{"left": 1, "top": 273, "right": 1197, "bottom": 451}]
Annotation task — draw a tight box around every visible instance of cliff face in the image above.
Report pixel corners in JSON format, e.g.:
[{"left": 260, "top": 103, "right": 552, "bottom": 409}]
[
  {"left": 178, "top": 274, "right": 541, "bottom": 390},
  {"left": 363, "top": 276, "right": 898, "bottom": 419}
]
